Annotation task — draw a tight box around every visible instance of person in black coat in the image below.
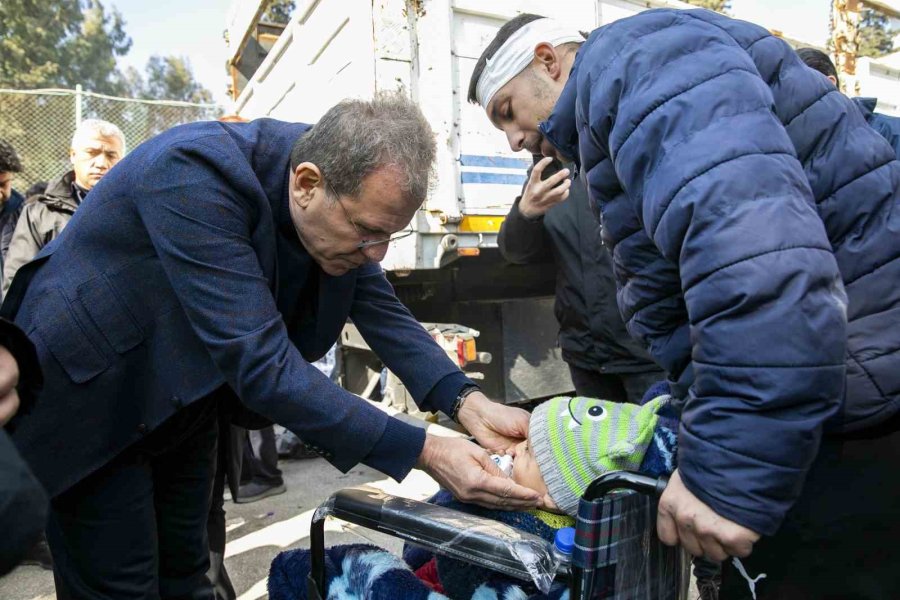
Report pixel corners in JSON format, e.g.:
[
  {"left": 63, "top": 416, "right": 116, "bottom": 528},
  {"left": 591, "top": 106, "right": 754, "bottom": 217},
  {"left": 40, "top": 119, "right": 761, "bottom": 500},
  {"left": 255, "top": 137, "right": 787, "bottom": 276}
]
[
  {"left": 0, "top": 139, "right": 26, "bottom": 300},
  {"left": 498, "top": 156, "right": 664, "bottom": 402},
  {"left": 0, "top": 317, "right": 45, "bottom": 576}
]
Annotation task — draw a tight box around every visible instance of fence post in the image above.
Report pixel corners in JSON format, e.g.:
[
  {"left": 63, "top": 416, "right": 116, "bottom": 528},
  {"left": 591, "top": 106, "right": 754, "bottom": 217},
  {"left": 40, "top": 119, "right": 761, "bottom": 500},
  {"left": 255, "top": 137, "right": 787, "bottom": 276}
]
[{"left": 75, "top": 84, "right": 83, "bottom": 128}]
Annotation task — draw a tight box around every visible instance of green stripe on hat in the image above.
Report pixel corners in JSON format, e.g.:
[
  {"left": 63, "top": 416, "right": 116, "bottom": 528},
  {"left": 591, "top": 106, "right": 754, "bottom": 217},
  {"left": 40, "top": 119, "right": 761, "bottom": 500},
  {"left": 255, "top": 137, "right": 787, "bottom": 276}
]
[
  {"left": 546, "top": 398, "right": 581, "bottom": 496},
  {"left": 529, "top": 395, "right": 665, "bottom": 516}
]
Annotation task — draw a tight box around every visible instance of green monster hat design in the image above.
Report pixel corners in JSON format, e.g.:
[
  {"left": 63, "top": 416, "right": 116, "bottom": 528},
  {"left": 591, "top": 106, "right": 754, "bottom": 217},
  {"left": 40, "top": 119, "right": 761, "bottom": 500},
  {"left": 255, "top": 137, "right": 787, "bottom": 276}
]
[{"left": 529, "top": 396, "right": 664, "bottom": 516}]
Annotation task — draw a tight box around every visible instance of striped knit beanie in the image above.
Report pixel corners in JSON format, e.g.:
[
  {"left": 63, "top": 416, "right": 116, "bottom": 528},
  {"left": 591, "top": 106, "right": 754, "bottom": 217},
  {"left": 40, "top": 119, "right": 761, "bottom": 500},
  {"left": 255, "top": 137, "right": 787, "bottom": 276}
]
[{"left": 529, "top": 396, "right": 664, "bottom": 516}]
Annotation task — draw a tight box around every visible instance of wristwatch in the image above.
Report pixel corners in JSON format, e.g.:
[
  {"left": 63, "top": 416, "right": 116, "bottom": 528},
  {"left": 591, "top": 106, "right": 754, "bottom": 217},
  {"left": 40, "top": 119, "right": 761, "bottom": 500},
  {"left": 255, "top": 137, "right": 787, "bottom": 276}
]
[{"left": 451, "top": 384, "right": 481, "bottom": 423}]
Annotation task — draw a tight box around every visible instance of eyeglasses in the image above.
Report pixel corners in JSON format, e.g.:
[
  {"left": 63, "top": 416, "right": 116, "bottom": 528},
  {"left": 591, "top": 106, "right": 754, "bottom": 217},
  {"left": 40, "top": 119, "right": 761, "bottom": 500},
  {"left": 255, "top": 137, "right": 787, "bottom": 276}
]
[{"left": 327, "top": 179, "right": 415, "bottom": 250}]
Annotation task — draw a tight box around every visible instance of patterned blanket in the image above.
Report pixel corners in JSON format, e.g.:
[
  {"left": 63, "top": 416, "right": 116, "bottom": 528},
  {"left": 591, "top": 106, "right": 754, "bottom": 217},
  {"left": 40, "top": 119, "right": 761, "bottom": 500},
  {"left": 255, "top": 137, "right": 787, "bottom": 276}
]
[{"left": 268, "top": 542, "right": 569, "bottom": 600}]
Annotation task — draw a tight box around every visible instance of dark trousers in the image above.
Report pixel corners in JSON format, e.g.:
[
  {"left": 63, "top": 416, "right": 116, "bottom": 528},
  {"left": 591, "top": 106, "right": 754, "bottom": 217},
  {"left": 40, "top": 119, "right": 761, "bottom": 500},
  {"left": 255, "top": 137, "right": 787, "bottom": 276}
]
[
  {"left": 0, "top": 429, "right": 48, "bottom": 576},
  {"left": 567, "top": 363, "right": 665, "bottom": 404},
  {"left": 241, "top": 425, "right": 282, "bottom": 486},
  {"left": 47, "top": 396, "right": 219, "bottom": 600},
  {"left": 207, "top": 416, "right": 244, "bottom": 600},
  {"left": 720, "top": 414, "right": 900, "bottom": 599}
]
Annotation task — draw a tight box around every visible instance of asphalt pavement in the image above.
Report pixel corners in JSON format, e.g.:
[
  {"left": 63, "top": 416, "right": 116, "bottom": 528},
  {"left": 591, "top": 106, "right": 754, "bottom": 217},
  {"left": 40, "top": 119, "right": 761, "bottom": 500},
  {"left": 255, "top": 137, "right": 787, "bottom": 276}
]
[{"left": 0, "top": 456, "right": 439, "bottom": 600}]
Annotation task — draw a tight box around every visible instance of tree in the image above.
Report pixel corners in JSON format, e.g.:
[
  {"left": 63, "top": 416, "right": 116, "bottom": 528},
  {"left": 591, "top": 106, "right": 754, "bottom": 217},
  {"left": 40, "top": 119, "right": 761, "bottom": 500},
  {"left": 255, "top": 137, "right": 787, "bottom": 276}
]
[
  {"left": 141, "top": 56, "right": 214, "bottom": 103},
  {"left": 0, "top": 0, "right": 131, "bottom": 93},
  {"left": 117, "top": 56, "right": 216, "bottom": 141},
  {"left": 1, "top": 0, "right": 80, "bottom": 88},
  {"left": 263, "top": 0, "right": 296, "bottom": 25},
  {"left": 857, "top": 6, "right": 895, "bottom": 58},
  {"left": 683, "top": 0, "right": 731, "bottom": 13}
]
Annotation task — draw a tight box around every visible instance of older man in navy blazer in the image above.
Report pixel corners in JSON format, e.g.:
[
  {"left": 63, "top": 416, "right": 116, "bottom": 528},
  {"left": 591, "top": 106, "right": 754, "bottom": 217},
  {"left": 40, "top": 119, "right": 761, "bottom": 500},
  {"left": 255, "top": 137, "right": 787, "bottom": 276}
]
[{"left": 3, "top": 94, "right": 541, "bottom": 599}]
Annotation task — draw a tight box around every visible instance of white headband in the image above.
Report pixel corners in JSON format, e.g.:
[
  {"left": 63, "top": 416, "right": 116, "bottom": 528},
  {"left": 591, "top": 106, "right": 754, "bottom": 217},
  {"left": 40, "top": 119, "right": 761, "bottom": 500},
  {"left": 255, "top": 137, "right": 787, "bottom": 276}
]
[{"left": 476, "top": 18, "right": 584, "bottom": 109}]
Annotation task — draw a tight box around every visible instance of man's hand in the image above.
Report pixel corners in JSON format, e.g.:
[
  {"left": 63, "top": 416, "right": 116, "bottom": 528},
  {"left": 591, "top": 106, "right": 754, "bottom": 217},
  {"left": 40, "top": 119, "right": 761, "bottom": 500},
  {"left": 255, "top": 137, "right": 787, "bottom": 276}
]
[
  {"left": 456, "top": 391, "right": 530, "bottom": 455},
  {"left": 0, "top": 346, "right": 21, "bottom": 426},
  {"left": 416, "top": 434, "right": 541, "bottom": 510},
  {"left": 518, "top": 157, "right": 572, "bottom": 219},
  {"left": 657, "top": 470, "right": 760, "bottom": 561}
]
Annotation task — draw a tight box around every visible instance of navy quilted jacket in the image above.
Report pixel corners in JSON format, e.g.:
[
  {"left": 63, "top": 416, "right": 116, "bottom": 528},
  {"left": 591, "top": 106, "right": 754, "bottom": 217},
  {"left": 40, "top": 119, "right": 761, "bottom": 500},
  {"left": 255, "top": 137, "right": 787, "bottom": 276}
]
[{"left": 541, "top": 9, "right": 900, "bottom": 535}]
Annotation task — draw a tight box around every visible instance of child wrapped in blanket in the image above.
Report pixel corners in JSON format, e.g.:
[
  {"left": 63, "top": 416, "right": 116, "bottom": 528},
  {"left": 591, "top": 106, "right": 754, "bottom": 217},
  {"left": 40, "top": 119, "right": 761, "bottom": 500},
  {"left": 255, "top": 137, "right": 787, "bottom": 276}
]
[
  {"left": 268, "top": 390, "right": 679, "bottom": 600},
  {"left": 403, "top": 390, "right": 679, "bottom": 598}
]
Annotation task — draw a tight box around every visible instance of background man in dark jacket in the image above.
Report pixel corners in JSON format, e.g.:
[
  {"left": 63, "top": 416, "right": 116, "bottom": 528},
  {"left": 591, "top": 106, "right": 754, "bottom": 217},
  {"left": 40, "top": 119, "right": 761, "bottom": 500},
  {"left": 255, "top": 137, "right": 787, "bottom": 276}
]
[
  {"left": 471, "top": 11, "right": 900, "bottom": 598},
  {"left": 0, "top": 139, "right": 26, "bottom": 300},
  {"left": 2, "top": 119, "right": 125, "bottom": 295},
  {"left": 498, "top": 156, "right": 663, "bottom": 402},
  {"left": 797, "top": 47, "right": 900, "bottom": 156},
  {"left": 3, "top": 94, "right": 541, "bottom": 599}
]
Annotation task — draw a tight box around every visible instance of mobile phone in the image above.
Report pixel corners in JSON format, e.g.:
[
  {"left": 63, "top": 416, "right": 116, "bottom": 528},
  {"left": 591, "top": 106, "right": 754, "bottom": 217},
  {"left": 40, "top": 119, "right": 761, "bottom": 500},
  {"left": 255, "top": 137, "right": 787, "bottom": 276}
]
[{"left": 536, "top": 156, "right": 566, "bottom": 185}]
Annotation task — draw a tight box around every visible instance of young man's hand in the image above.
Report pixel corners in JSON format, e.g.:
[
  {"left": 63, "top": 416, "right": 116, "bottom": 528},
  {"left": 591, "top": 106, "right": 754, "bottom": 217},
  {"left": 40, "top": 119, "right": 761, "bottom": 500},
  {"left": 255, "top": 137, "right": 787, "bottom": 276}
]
[
  {"left": 416, "top": 434, "right": 542, "bottom": 510},
  {"left": 456, "top": 391, "right": 530, "bottom": 455},
  {"left": 657, "top": 470, "right": 760, "bottom": 561},
  {"left": 518, "top": 157, "right": 571, "bottom": 219},
  {"left": 0, "top": 346, "right": 20, "bottom": 426}
]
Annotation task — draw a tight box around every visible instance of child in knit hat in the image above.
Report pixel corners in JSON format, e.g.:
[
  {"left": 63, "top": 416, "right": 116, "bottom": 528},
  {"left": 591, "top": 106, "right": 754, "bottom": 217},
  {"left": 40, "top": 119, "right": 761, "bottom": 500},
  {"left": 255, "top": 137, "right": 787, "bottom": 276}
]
[
  {"left": 509, "top": 394, "right": 678, "bottom": 516},
  {"left": 400, "top": 392, "right": 678, "bottom": 598}
]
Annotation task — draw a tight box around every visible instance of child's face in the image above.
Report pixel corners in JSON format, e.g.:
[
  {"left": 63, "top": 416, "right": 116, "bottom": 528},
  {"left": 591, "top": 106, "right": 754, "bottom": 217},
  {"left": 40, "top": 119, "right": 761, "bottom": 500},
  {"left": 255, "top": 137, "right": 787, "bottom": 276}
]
[{"left": 511, "top": 438, "right": 549, "bottom": 496}]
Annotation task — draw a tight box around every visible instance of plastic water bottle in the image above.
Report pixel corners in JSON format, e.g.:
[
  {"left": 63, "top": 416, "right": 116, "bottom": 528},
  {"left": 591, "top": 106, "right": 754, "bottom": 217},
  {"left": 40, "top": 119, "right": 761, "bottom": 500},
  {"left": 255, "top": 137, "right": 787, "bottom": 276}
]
[
  {"left": 490, "top": 454, "right": 514, "bottom": 477},
  {"left": 553, "top": 526, "right": 575, "bottom": 566}
]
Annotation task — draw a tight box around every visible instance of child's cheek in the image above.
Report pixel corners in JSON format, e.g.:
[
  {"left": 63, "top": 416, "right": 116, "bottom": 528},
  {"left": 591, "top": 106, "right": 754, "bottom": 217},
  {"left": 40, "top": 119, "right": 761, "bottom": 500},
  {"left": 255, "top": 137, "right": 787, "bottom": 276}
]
[{"left": 511, "top": 458, "right": 525, "bottom": 485}]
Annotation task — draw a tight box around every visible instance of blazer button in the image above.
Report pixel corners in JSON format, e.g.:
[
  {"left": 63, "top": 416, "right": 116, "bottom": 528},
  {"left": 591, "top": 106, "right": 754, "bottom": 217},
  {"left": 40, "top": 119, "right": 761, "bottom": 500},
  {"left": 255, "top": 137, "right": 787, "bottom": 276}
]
[
  {"left": 137, "top": 423, "right": 148, "bottom": 434},
  {"left": 171, "top": 395, "right": 182, "bottom": 408}
]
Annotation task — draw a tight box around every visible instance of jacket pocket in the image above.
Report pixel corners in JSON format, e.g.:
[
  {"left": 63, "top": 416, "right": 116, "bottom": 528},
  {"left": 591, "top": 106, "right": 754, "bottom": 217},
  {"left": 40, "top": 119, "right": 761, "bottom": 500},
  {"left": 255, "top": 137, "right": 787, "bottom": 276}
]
[
  {"left": 36, "top": 289, "right": 108, "bottom": 384},
  {"left": 76, "top": 275, "right": 144, "bottom": 354}
]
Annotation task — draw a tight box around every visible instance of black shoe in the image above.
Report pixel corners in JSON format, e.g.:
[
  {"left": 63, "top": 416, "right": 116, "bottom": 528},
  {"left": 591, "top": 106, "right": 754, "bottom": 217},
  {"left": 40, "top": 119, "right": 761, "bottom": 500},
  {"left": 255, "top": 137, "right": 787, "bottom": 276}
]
[
  {"left": 697, "top": 577, "right": 720, "bottom": 600},
  {"left": 21, "top": 538, "right": 53, "bottom": 570},
  {"left": 234, "top": 481, "right": 286, "bottom": 504},
  {"left": 286, "top": 443, "right": 320, "bottom": 460}
]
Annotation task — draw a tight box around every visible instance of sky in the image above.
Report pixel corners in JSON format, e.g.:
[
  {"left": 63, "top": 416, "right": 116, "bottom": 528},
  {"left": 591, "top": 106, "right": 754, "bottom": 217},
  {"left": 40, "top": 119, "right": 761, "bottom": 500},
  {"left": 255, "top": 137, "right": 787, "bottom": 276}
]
[
  {"left": 110, "top": 0, "right": 234, "bottom": 105},
  {"left": 731, "top": 0, "right": 831, "bottom": 47},
  {"left": 107, "top": 0, "right": 834, "bottom": 108}
]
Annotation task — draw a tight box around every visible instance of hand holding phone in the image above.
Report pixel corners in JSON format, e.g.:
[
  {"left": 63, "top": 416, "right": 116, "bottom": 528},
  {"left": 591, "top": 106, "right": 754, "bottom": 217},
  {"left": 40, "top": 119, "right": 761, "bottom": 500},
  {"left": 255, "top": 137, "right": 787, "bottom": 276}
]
[{"left": 518, "top": 156, "right": 571, "bottom": 219}]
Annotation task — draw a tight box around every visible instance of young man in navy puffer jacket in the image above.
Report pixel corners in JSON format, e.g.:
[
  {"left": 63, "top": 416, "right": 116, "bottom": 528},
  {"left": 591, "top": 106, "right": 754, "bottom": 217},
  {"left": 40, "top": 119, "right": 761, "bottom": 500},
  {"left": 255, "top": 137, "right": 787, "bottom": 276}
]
[{"left": 470, "top": 10, "right": 900, "bottom": 599}]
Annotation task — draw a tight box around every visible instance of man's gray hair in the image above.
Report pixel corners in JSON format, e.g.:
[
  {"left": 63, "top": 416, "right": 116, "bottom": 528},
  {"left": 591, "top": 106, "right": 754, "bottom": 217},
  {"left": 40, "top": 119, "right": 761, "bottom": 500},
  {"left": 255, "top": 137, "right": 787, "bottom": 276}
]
[
  {"left": 291, "top": 92, "right": 435, "bottom": 205},
  {"left": 71, "top": 119, "right": 126, "bottom": 153}
]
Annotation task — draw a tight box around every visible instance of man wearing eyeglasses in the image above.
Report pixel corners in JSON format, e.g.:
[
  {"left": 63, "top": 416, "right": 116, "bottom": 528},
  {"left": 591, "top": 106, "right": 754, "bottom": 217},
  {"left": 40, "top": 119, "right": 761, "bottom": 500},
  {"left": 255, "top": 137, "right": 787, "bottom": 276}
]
[{"left": 2, "top": 94, "right": 542, "bottom": 599}]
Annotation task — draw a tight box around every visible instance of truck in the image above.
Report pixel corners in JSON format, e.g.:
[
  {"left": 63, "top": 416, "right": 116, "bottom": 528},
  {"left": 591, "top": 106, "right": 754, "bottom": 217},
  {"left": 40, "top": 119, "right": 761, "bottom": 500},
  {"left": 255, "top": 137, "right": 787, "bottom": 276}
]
[{"left": 224, "top": 0, "right": 900, "bottom": 408}]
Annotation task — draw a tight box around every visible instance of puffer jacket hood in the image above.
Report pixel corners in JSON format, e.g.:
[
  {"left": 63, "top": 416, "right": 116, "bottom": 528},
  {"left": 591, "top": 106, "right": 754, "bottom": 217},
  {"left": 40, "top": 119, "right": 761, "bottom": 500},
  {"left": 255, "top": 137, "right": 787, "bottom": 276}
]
[{"left": 542, "top": 8, "right": 900, "bottom": 536}]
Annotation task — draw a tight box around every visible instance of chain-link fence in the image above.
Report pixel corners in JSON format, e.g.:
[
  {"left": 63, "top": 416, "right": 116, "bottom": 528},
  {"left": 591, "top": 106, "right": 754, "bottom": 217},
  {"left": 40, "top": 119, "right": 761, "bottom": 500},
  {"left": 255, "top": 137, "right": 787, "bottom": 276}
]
[{"left": 0, "top": 87, "right": 224, "bottom": 192}]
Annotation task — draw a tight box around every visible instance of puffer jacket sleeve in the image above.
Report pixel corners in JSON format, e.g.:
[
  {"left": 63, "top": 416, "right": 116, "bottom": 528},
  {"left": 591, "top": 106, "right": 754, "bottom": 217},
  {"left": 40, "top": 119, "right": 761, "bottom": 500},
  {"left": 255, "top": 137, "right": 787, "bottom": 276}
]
[
  {"left": 578, "top": 11, "right": 847, "bottom": 535},
  {"left": 870, "top": 113, "right": 900, "bottom": 158}
]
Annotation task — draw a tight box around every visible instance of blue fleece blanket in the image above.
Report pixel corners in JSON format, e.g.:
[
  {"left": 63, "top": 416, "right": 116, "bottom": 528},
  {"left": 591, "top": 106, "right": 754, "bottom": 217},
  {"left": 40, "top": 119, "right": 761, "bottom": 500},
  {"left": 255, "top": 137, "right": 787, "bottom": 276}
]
[{"left": 268, "top": 542, "right": 569, "bottom": 600}]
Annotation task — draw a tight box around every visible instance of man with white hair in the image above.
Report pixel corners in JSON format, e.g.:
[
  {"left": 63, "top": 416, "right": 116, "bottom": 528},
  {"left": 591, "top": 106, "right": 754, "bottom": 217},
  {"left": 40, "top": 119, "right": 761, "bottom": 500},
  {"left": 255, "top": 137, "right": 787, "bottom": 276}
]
[{"left": 3, "top": 119, "right": 125, "bottom": 293}]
